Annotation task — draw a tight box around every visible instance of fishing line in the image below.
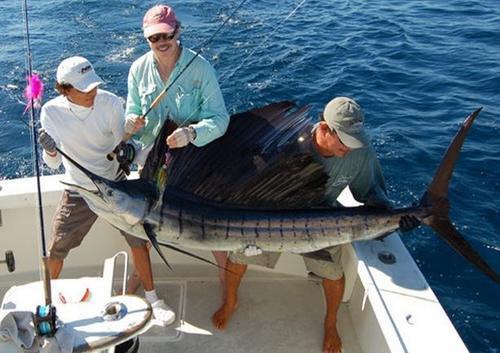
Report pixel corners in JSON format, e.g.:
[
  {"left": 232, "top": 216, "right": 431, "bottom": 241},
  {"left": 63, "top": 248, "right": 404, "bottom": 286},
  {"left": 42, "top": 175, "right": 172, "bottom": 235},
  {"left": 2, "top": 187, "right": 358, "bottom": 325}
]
[
  {"left": 107, "top": 0, "right": 250, "bottom": 160},
  {"left": 141, "top": 0, "right": 250, "bottom": 119},
  {"left": 219, "top": 0, "right": 307, "bottom": 85},
  {"left": 113, "top": 0, "right": 306, "bottom": 159},
  {"left": 122, "top": 0, "right": 307, "bottom": 184},
  {"left": 126, "top": 0, "right": 307, "bottom": 185},
  {"left": 179, "top": 0, "right": 308, "bottom": 125}
]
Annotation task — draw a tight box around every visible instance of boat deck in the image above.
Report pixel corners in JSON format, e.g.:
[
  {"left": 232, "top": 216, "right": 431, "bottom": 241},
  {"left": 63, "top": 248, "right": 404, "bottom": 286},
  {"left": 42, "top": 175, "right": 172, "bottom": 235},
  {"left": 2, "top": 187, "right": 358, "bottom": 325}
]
[
  {"left": 123, "top": 268, "right": 361, "bottom": 353},
  {"left": 0, "top": 266, "right": 361, "bottom": 353}
]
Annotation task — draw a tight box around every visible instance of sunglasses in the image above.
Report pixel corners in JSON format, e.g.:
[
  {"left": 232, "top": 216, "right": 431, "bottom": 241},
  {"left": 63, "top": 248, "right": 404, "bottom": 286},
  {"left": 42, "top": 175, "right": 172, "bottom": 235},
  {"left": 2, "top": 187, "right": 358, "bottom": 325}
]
[{"left": 148, "top": 31, "right": 177, "bottom": 43}]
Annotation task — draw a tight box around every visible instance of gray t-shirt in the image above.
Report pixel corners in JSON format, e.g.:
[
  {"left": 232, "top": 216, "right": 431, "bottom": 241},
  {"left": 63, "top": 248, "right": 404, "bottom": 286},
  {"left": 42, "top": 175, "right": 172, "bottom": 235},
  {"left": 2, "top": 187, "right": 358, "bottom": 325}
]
[{"left": 312, "top": 143, "right": 390, "bottom": 208}]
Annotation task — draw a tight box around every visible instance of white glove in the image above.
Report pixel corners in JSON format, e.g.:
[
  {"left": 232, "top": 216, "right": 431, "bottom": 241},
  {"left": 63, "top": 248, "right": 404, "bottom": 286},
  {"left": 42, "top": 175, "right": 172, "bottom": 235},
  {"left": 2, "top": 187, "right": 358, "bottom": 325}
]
[
  {"left": 166, "top": 126, "right": 196, "bottom": 149},
  {"left": 124, "top": 115, "right": 145, "bottom": 135},
  {"left": 243, "top": 245, "right": 263, "bottom": 257}
]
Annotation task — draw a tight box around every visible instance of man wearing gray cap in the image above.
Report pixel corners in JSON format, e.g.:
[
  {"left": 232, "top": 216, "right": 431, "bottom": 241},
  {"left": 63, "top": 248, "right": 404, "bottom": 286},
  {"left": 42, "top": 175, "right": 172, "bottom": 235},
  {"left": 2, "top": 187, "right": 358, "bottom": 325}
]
[
  {"left": 38, "top": 56, "right": 176, "bottom": 326},
  {"left": 214, "top": 97, "right": 416, "bottom": 353},
  {"left": 314, "top": 97, "right": 389, "bottom": 207}
]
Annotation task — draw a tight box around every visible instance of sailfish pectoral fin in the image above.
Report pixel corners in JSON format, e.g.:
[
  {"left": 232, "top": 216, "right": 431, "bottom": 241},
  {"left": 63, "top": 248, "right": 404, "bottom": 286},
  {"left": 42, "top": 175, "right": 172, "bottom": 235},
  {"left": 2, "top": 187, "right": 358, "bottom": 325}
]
[
  {"left": 155, "top": 240, "right": 234, "bottom": 274},
  {"left": 142, "top": 223, "right": 234, "bottom": 274},
  {"left": 143, "top": 222, "right": 173, "bottom": 271},
  {"left": 430, "top": 219, "right": 500, "bottom": 283}
]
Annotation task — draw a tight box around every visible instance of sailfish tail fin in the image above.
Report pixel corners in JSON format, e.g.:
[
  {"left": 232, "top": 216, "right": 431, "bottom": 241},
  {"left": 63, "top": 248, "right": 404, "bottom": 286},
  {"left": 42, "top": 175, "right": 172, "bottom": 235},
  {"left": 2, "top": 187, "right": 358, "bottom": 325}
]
[
  {"left": 428, "top": 219, "right": 499, "bottom": 282},
  {"left": 420, "top": 108, "right": 499, "bottom": 283}
]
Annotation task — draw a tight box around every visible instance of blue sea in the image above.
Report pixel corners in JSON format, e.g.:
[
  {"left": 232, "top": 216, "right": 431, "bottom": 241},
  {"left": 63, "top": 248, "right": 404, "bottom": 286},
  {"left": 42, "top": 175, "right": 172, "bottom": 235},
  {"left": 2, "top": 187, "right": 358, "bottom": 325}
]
[{"left": 0, "top": 0, "right": 499, "bottom": 351}]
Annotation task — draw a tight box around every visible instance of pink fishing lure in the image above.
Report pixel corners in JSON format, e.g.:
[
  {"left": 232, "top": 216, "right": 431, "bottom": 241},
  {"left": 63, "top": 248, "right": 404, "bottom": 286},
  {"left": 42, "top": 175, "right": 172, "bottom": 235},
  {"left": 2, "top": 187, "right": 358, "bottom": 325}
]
[{"left": 24, "top": 74, "right": 44, "bottom": 112}]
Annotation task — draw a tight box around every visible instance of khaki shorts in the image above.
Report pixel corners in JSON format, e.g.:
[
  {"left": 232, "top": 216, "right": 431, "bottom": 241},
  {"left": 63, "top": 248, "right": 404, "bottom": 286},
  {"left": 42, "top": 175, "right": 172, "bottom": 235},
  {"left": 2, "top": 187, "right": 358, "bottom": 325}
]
[
  {"left": 49, "top": 190, "right": 147, "bottom": 259},
  {"left": 229, "top": 246, "right": 343, "bottom": 280}
]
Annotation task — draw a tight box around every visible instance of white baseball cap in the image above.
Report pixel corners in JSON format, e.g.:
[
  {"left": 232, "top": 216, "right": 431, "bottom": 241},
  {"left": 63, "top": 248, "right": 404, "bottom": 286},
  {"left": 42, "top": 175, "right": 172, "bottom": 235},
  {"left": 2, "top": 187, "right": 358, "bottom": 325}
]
[{"left": 56, "top": 56, "right": 103, "bottom": 92}]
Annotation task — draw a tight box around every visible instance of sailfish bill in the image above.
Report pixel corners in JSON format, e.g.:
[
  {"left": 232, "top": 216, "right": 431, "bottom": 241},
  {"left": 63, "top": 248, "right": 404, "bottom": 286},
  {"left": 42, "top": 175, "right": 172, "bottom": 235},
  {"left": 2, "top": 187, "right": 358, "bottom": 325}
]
[{"left": 57, "top": 103, "right": 498, "bottom": 283}]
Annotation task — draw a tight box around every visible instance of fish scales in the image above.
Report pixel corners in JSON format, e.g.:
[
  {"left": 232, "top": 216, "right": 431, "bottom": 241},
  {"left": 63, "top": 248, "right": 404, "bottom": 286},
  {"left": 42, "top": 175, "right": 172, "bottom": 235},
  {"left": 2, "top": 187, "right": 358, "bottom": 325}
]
[{"left": 145, "top": 201, "right": 426, "bottom": 252}]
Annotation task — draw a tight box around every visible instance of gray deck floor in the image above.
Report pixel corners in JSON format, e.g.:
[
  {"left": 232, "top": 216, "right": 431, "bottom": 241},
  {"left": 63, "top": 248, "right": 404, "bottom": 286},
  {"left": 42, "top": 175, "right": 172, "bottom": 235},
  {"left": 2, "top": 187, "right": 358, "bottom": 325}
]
[
  {"left": 137, "top": 272, "right": 362, "bottom": 353},
  {"left": 0, "top": 267, "right": 363, "bottom": 353}
]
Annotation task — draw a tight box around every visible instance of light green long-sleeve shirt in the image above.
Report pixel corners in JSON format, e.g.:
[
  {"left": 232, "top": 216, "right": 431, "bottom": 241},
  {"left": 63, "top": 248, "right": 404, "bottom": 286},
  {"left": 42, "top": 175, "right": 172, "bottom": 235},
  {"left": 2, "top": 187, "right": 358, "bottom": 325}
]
[{"left": 126, "top": 47, "right": 229, "bottom": 147}]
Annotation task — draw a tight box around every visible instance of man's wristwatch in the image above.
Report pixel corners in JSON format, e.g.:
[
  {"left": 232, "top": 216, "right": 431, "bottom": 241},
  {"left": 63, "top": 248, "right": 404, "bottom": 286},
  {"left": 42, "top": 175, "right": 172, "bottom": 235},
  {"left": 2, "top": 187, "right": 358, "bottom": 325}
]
[{"left": 188, "top": 126, "right": 197, "bottom": 142}]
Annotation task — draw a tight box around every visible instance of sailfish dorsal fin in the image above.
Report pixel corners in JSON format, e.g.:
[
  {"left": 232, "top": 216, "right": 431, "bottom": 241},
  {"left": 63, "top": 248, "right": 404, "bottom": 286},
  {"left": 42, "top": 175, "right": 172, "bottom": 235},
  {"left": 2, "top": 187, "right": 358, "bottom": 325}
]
[{"left": 141, "top": 101, "right": 329, "bottom": 208}]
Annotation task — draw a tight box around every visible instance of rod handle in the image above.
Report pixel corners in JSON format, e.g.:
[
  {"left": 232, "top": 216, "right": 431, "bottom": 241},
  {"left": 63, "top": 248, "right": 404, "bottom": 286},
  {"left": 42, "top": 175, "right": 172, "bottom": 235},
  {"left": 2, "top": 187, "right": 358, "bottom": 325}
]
[{"left": 41, "top": 256, "right": 52, "bottom": 306}]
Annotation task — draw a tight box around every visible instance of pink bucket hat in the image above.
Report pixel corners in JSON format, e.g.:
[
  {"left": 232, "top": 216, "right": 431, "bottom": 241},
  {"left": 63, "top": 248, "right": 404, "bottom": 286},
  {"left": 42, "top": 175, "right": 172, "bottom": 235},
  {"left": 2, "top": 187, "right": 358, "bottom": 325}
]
[{"left": 143, "top": 4, "right": 178, "bottom": 38}]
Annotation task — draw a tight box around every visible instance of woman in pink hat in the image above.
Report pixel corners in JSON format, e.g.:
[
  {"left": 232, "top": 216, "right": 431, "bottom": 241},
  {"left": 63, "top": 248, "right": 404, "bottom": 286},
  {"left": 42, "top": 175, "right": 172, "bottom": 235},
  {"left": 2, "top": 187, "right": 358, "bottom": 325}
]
[
  {"left": 125, "top": 4, "right": 229, "bottom": 154},
  {"left": 124, "top": 4, "right": 230, "bottom": 301}
]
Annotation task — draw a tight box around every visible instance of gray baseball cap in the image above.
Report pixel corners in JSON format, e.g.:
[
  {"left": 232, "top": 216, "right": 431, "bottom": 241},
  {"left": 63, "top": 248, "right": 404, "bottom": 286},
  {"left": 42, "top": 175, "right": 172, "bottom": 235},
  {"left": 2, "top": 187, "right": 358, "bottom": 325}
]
[{"left": 323, "top": 97, "right": 368, "bottom": 149}]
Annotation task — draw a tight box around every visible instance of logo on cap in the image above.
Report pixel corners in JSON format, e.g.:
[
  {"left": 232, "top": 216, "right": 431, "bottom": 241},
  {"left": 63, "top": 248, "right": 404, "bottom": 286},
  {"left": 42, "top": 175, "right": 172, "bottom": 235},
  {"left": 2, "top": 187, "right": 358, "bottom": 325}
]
[
  {"left": 80, "top": 65, "right": 92, "bottom": 74},
  {"left": 340, "top": 118, "right": 363, "bottom": 133}
]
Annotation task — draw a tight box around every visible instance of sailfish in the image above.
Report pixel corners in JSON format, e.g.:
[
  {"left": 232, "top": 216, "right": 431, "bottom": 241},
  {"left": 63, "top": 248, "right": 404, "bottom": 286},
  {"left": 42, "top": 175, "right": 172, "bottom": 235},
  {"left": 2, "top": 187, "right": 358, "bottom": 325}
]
[{"left": 57, "top": 102, "right": 499, "bottom": 283}]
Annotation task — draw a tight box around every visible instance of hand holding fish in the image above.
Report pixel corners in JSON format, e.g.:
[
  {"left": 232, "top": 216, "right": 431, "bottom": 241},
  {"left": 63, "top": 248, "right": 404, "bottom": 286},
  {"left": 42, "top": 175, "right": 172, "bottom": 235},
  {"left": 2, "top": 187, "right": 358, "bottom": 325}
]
[
  {"left": 399, "top": 215, "right": 421, "bottom": 233},
  {"left": 38, "top": 129, "right": 57, "bottom": 156},
  {"left": 166, "top": 126, "right": 196, "bottom": 149}
]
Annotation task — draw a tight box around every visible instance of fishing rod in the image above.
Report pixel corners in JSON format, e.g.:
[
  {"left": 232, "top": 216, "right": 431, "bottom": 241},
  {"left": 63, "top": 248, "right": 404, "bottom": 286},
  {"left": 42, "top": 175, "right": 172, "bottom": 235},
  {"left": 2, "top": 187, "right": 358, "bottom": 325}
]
[
  {"left": 107, "top": 0, "right": 250, "bottom": 161},
  {"left": 22, "top": 0, "right": 58, "bottom": 337},
  {"left": 111, "top": 0, "right": 307, "bottom": 169},
  {"left": 178, "top": 0, "right": 309, "bottom": 125}
]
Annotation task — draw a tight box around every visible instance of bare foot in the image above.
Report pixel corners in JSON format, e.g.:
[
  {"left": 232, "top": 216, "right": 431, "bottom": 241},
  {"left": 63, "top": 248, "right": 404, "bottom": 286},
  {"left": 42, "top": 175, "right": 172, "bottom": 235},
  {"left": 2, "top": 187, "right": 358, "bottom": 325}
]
[
  {"left": 323, "top": 320, "right": 342, "bottom": 353},
  {"left": 212, "top": 299, "right": 238, "bottom": 330}
]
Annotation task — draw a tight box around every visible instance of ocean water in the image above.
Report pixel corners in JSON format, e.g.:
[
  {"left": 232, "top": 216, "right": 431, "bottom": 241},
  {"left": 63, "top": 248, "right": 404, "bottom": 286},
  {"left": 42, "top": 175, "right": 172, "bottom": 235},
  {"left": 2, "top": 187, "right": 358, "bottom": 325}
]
[{"left": 0, "top": 0, "right": 499, "bottom": 351}]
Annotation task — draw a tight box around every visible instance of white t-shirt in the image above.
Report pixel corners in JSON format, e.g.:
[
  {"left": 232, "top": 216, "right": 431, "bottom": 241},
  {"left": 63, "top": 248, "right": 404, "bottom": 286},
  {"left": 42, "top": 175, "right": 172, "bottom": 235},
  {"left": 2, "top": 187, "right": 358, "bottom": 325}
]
[{"left": 40, "top": 89, "right": 126, "bottom": 191}]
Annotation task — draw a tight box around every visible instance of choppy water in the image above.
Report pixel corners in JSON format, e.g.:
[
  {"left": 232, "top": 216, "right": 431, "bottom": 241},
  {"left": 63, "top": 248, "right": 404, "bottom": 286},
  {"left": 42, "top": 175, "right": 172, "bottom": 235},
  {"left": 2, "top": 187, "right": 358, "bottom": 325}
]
[{"left": 0, "top": 0, "right": 499, "bottom": 351}]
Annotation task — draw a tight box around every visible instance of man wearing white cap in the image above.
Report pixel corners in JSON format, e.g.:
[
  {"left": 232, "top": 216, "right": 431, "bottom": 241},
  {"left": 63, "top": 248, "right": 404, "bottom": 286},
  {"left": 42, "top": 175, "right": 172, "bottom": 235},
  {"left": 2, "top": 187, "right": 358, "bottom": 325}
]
[
  {"left": 38, "top": 56, "right": 176, "bottom": 326},
  {"left": 214, "top": 97, "right": 419, "bottom": 353}
]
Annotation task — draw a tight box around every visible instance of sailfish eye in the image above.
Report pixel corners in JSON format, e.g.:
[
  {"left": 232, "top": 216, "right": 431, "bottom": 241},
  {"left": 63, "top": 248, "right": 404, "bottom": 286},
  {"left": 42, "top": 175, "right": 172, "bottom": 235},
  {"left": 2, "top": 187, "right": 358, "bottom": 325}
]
[{"left": 106, "top": 190, "right": 113, "bottom": 197}]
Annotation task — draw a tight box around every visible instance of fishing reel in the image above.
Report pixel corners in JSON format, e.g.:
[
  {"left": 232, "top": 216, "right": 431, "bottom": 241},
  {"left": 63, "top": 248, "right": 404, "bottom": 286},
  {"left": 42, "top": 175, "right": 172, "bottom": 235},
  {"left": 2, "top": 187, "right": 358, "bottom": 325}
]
[
  {"left": 114, "top": 142, "right": 136, "bottom": 175},
  {"left": 34, "top": 304, "right": 57, "bottom": 337},
  {"left": 0, "top": 250, "right": 15, "bottom": 272}
]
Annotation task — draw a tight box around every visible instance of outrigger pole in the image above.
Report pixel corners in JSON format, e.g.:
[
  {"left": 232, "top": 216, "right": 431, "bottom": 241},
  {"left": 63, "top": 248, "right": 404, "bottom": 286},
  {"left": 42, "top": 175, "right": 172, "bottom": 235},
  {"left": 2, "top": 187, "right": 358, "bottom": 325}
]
[{"left": 22, "top": 0, "right": 57, "bottom": 336}]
